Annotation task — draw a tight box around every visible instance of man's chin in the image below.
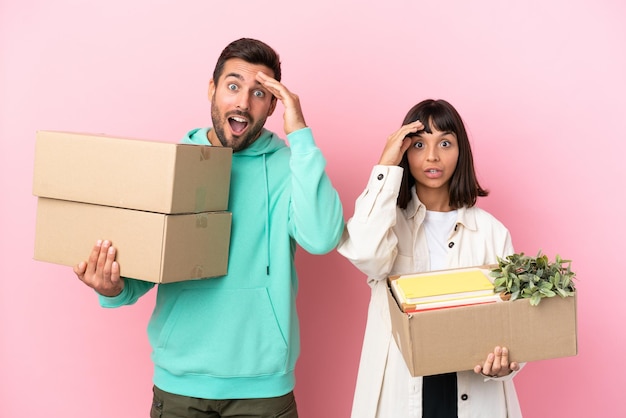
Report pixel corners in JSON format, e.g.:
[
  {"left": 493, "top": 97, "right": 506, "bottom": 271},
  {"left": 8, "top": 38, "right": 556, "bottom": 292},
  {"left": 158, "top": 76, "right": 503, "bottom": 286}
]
[
  {"left": 219, "top": 124, "right": 262, "bottom": 151},
  {"left": 224, "top": 136, "right": 248, "bottom": 152}
]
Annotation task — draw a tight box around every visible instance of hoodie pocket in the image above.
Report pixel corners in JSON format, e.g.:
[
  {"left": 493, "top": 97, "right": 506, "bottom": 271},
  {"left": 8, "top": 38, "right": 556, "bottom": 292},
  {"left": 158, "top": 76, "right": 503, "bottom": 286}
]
[{"left": 153, "top": 287, "right": 289, "bottom": 378}]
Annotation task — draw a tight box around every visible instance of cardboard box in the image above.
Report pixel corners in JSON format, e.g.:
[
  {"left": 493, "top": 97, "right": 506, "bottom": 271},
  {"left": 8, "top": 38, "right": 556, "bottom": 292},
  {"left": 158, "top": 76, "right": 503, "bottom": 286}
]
[
  {"left": 33, "top": 130, "right": 232, "bottom": 214},
  {"left": 387, "top": 281, "right": 578, "bottom": 377},
  {"left": 34, "top": 197, "right": 232, "bottom": 284}
]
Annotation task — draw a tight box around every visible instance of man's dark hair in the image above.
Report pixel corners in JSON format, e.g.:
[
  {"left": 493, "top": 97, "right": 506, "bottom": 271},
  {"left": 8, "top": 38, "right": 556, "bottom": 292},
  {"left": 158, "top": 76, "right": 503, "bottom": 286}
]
[
  {"left": 397, "top": 99, "right": 489, "bottom": 209},
  {"left": 212, "top": 38, "right": 282, "bottom": 83}
]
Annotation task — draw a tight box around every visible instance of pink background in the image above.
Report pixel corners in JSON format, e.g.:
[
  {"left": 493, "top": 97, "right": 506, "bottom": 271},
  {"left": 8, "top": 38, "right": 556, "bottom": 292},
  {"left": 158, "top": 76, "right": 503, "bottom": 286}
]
[{"left": 1, "top": 1, "right": 625, "bottom": 417}]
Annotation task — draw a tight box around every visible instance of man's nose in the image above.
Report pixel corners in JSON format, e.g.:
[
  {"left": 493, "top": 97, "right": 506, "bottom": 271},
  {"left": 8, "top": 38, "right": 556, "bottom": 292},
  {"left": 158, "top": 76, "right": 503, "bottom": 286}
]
[{"left": 236, "top": 93, "right": 250, "bottom": 111}]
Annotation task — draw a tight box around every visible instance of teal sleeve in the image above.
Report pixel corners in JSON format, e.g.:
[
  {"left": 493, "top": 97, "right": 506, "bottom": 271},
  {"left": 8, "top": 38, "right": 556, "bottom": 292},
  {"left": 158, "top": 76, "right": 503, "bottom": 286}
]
[
  {"left": 287, "top": 127, "right": 344, "bottom": 254},
  {"left": 98, "top": 277, "right": 156, "bottom": 308}
]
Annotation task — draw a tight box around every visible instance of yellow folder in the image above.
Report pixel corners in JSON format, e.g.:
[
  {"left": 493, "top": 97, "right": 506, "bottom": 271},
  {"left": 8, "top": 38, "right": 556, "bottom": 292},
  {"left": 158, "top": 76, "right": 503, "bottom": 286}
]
[{"left": 394, "top": 268, "right": 495, "bottom": 304}]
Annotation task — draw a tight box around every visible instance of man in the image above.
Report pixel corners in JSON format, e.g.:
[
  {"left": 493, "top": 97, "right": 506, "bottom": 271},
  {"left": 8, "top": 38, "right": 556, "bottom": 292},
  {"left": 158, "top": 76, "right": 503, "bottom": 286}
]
[{"left": 74, "top": 38, "right": 344, "bottom": 417}]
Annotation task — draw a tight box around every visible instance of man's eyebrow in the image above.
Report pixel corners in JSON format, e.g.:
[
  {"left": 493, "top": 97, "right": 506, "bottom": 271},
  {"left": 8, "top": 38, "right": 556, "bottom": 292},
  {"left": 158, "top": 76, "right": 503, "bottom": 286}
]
[
  {"left": 223, "top": 72, "right": 265, "bottom": 88},
  {"left": 223, "top": 72, "right": 244, "bottom": 81}
]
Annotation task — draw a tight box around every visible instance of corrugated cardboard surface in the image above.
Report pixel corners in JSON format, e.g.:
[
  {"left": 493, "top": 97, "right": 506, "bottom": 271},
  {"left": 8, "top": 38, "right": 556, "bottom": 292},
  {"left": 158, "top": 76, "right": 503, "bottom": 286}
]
[
  {"left": 34, "top": 198, "right": 231, "bottom": 283},
  {"left": 32, "top": 130, "right": 232, "bottom": 214},
  {"left": 387, "top": 282, "right": 578, "bottom": 377}
]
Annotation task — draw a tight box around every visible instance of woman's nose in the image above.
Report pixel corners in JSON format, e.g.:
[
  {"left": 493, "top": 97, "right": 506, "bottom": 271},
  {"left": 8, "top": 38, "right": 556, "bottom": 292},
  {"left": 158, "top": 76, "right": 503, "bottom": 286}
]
[{"left": 426, "top": 147, "right": 440, "bottom": 161}]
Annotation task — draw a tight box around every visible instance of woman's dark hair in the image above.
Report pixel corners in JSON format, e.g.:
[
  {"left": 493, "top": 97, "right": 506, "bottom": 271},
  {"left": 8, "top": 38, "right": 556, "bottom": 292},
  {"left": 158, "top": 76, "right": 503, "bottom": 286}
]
[
  {"left": 212, "top": 38, "right": 282, "bottom": 83},
  {"left": 397, "top": 99, "right": 488, "bottom": 209}
]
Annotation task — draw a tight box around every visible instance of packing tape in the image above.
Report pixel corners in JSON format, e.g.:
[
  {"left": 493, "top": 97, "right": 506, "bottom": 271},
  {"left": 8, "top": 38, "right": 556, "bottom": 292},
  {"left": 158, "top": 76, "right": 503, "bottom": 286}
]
[
  {"left": 200, "top": 147, "right": 212, "bottom": 160},
  {"left": 191, "top": 265, "right": 205, "bottom": 277},
  {"left": 195, "top": 213, "right": 208, "bottom": 228}
]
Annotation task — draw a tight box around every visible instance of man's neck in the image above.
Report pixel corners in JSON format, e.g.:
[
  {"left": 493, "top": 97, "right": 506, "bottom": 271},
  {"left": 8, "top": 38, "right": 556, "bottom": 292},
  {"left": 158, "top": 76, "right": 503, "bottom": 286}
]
[{"left": 206, "top": 129, "right": 222, "bottom": 147}]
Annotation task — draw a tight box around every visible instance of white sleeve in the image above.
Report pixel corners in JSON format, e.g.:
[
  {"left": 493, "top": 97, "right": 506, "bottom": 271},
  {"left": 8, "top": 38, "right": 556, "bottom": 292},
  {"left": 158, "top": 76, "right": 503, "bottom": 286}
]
[{"left": 337, "top": 165, "right": 404, "bottom": 282}]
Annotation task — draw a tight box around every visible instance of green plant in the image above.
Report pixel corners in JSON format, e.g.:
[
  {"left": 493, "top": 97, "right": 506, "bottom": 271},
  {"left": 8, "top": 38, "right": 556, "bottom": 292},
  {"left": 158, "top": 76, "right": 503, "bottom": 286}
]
[{"left": 490, "top": 251, "right": 576, "bottom": 306}]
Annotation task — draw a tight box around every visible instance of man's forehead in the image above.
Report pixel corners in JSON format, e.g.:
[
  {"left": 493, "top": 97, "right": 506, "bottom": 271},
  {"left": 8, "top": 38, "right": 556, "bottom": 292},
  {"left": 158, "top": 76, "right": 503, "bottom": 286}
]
[{"left": 220, "top": 58, "right": 274, "bottom": 82}]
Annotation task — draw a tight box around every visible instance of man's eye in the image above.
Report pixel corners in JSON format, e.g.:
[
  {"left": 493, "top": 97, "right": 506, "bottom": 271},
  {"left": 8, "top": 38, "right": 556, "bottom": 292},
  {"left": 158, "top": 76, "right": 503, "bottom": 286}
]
[
  {"left": 227, "top": 84, "right": 238, "bottom": 91},
  {"left": 253, "top": 90, "right": 265, "bottom": 98}
]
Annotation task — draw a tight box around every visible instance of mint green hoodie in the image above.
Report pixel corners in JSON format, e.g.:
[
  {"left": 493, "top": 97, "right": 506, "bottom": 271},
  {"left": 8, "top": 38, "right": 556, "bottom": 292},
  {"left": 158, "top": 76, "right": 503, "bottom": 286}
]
[{"left": 99, "top": 127, "right": 344, "bottom": 399}]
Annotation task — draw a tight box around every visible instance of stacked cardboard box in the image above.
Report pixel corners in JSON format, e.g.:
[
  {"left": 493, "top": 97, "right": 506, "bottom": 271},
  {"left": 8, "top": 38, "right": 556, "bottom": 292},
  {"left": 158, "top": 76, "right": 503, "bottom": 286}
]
[
  {"left": 387, "top": 267, "right": 578, "bottom": 377},
  {"left": 33, "top": 131, "right": 233, "bottom": 284}
]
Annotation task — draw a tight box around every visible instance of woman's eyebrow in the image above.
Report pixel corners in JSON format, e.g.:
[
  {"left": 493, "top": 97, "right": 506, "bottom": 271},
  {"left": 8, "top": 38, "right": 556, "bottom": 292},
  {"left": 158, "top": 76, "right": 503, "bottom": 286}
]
[{"left": 407, "top": 130, "right": 454, "bottom": 139}]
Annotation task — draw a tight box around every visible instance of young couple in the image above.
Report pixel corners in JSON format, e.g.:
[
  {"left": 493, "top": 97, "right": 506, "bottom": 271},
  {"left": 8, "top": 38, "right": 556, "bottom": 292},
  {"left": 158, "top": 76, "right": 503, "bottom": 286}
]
[{"left": 74, "top": 38, "right": 522, "bottom": 417}]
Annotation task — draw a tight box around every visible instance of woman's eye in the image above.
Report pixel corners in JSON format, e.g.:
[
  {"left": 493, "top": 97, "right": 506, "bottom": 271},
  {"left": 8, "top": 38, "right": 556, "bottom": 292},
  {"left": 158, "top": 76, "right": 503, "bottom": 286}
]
[
  {"left": 227, "top": 84, "right": 238, "bottom": 91},
  {"left": 413, "top": 142, "right": 424, "bottom": 149},
  {"left": 253, "top": 90, "right": 265, "bottom": 98},
  {"left": 441, "top": 140, "right": 451, "bottom": 147}
]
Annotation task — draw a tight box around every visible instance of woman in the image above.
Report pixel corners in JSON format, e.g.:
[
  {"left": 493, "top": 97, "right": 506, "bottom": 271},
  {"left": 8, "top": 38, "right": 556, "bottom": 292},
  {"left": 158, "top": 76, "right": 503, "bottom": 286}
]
[{"left": 337, "top": 99, "right": 523, "bottom": 418}]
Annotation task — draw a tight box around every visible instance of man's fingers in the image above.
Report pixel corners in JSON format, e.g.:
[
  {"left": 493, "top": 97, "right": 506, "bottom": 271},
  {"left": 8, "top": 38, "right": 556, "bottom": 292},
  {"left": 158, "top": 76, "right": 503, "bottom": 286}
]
[
  {"left": 256, "top": 71, "right": 281, "bottom": 90},
  {"left": 73, "top": 261, "right": 87, "bottom": 280},
  {"left": 80, "top": 240, "right": 106, "bottom": 285},
  {"left": 255, "top": 72, "right": 277, "bottom": 91},
  {"left": 102, "top": 243, "right": 116, "bottom": 279},
  {"left": 109, "top": 261, "right": 121, "bottom": 285},
  {"left": 256, "top": 71, "right": 294, "bottom": 104},
  {"left": 73, "top": 239, "right": 123, "bottom": 297},
  {"left": 97, "top": 240, "right": 111, "bottom": 273},
  {"left": 86, "top": 240, "right": 103, "bottom": 274}
]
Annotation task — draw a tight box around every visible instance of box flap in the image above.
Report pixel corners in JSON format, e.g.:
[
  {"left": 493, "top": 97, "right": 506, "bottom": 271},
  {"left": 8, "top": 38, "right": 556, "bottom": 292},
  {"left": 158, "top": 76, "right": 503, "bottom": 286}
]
[{"left": 387, "top": 284, "right": 416, "bottom": 373}]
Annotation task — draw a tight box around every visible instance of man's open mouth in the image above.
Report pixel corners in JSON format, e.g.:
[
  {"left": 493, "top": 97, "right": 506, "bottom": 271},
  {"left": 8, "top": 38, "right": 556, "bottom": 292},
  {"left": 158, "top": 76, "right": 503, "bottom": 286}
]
[{"left": 228, "top": 116, "right": 248, "bottom": 135}]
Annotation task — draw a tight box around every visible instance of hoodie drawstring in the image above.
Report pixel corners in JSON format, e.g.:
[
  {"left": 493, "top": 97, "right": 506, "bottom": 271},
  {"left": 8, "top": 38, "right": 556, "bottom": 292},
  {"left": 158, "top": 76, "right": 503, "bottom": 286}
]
[{"left": 263, "top": 154, "right": 270, "bottom": 275}]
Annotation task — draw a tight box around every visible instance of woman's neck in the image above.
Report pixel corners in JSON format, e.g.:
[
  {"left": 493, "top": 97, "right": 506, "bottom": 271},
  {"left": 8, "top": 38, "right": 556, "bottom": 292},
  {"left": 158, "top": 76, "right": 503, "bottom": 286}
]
[{"left": 416, "top": 186, "right": 454, "bottom": 212}]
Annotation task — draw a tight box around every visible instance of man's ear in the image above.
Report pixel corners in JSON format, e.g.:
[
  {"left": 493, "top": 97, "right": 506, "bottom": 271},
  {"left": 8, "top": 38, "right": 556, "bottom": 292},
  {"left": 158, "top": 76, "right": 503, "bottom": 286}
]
[
  {"left": 267, "top": 96, "right": 277, "bottom": 117},
  {"left": 208, "top": 79, "right": 216, "bottom": 100}
]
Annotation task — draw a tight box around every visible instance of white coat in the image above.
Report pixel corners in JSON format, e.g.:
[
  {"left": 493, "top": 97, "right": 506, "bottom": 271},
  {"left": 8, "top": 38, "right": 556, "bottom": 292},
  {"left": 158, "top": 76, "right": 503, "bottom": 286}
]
[{"left": 338, "top": 165, "right": 523, "bottom": 418}]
